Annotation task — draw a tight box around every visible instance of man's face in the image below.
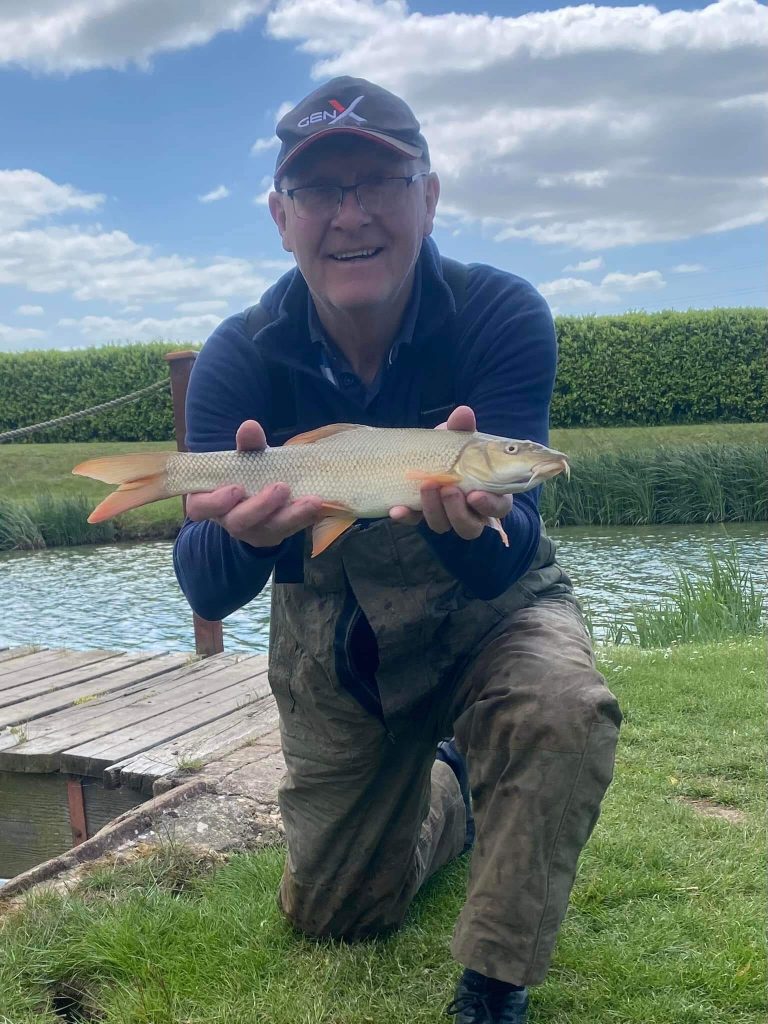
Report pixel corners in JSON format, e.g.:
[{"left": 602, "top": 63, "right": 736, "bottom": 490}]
[{"left": 268, "top": 137, "right": 439, "bottom": 315}]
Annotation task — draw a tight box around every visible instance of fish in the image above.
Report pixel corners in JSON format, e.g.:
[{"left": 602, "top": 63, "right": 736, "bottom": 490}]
[{"left": 72, "top": 423, "right": 569, "bottom": 556}]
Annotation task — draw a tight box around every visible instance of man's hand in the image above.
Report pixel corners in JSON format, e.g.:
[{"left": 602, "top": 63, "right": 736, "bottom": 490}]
[
  {"left": 389, "top": 406, "right": 513, "bottom": 540},
  {"left": 185, "top": 419, "right": 324, "bottom": 549}
]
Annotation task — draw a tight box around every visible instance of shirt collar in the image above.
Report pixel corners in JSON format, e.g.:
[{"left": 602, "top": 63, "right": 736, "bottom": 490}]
[{"left": 306, "top": 258, "right": 422, "bottom": 368}]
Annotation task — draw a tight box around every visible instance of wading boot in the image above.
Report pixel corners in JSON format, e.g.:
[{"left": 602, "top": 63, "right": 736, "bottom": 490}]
[{"left": 446, "top": 969, "right": 530, "bottom": 1024}]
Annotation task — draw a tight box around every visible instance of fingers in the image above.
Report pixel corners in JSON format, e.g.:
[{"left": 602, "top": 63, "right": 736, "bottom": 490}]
[
  {"left": 186, "top": 485, "right": 246, "bottom": 522},
  {"left": 389, "top": 505, "right": 423, "bottom": 526},
  {"left": 235, "top": 419, "right": 267, "bottom": 452},
  {"left": 420, "top": 485, "right": 453, "bottom": 534},
  {"left": 421, "top": 485, "right": 506, "bottom": 541},
  {"left": 467, "top": 491, "right": 513, "bottom": 519},
  {"left": 187, "top": 480, "right": 323, "bottom": 548},
  {"left": 223, "top": 488, "right": 322, "bottom": 545},
  {"left": 442, "top": 405, "right": 476, "bottom": 432}
]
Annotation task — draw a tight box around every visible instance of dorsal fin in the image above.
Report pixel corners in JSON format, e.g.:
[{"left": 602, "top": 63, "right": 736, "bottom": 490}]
[{"left": 284, "top": 423, "right": 364, "bottom": 446}]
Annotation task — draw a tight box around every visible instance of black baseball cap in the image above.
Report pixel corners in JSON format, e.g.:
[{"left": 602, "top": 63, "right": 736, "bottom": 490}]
[{"left": 274, "top": 76, "right": 429, "bottom": 181}]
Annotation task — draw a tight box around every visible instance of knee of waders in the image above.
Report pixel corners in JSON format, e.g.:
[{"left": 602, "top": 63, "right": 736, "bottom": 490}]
[
  {"left": 467, "top": 667, "right": 621, "bottom": 755},
  {"left": 278, "top": 870, "right": 408, "bottom": 942}
]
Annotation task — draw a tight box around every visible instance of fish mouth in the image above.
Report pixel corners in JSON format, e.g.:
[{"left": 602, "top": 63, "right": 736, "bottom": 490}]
[{"left": 531, "top": 458, "right": 570, "bottom": 485}]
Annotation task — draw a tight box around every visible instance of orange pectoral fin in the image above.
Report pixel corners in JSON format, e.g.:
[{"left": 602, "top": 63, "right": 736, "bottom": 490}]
[
  {"left": 284, "top": 423, "right": 362, "bottom": 446},
  {"left": 404, "top": 470, "right": 462, "bottom": 486},
  {"left": 487, "top": 517, "right": 509, "bottom": 547},
  {"left": 311, "top": 514, "right": 357, "bottom": 557}
]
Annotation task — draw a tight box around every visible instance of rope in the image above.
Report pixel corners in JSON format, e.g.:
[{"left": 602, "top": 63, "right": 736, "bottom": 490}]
[{"left": 0, "top": 378, "right": 169, "bottom": 443}]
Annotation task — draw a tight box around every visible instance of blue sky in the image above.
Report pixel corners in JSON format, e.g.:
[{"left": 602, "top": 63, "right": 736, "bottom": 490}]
[{"left": 0, "top": 0, "right": 765, "bottom": 351}]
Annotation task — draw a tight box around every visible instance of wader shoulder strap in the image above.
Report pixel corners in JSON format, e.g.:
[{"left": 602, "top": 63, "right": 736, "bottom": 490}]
[
  {"left": 418, "top": 256, "right": 469, "bottom": 426},
  {"left": 242, "top": 303, "right": 296, "bottom": 445}
]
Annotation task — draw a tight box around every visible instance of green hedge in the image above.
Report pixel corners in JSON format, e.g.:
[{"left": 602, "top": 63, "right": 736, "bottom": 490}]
[
  {"left": 0, "top": 308, "right": 765, "bottom": 442},
  {"left": 0, "top": 343, "right": 193, "bottom": 443},
  {"left": 552, "top": 307, "right": 766, "bottom": 426}
]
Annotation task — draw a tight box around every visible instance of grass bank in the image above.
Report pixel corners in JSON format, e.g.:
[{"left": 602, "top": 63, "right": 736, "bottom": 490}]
[
  {"left": 1, "top": 638, "right": 763, "bottom": 1023},
  {"left": 0, "top": 423, "right": 766, "bottom": 549}
]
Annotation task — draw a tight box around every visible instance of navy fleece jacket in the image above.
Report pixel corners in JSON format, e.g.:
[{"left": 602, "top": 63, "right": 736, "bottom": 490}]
[{"left": 173, "top": 237, "right": 557, "bottom": 621}]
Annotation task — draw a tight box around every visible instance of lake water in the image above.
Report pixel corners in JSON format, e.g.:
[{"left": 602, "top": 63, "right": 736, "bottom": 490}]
[{"left": 0, "top": 523, "right": 765, "bottom": 651}]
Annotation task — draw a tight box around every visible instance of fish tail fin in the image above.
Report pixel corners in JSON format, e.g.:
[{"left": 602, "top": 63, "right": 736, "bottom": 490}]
[{"left": 72, "top": 452, "right": 175, "bottom": 523}]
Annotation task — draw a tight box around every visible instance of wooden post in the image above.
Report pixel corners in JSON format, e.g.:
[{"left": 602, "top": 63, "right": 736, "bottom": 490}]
[
  {"left": 164, "top": 351, "right": 224, "bottom": 658},
  {"left": 66, "top": 776, "right": 88, "bottom": 845}
]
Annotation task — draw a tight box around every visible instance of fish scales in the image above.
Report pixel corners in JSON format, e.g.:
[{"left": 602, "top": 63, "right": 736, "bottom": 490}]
[{"left": 164, "top": 427, "right": 470, "bottom": 517}]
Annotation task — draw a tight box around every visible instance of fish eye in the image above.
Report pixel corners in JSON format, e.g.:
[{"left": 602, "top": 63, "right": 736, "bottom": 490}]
[{"left": 505, "top": 444, "right": 518, "bottom": 454}]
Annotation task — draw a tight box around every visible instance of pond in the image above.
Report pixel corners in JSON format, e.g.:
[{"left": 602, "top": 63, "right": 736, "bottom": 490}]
[{"left": 1, "top": 522, "right": 765, "bottom": 652}]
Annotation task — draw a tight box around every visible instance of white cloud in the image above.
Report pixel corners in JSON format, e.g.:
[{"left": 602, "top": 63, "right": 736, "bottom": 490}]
[
  {"left": 0, "top": 170, "right": 281, "bottom": 306},
  {"left": 672, "top": 263, "right": 706, "bottom": 273},
  {"left": 563, "top": 257, "right": 604, "bottom": 272},
  {"left": 16, "top": 304, "right": 44, "bottom": 316},
  {"left": 57, "top": 313, "right": 222, "bottom": 343},
  {"left": 0, "top": 322, "right": 45, "bottom": 345},
  {"left": 0, "top": 1, "right": 271, "bottom": 73},
  {"left": 251, "top": 136, "right": 279, "bottom": 154},
  {"left": 0, "top": 170, "right": 103, "bottom": 231},
  {"left": 198, "top": 185, "right": 230, "bottom": 203},
  {"left": 538, "top": 269, "right": 666, "bottom": 305},
  {"left": 266, "top": 0, "right": 768, "bottom": 250},
  {"left": 176, "top": 300, "right": 229, "bottom": 314}
]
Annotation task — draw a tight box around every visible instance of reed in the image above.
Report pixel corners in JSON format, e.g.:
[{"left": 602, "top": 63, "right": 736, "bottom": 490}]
[
  {"left": 0, "top": 499, "right": 44, "bottom": 551},
  {"left": 604, "top": 547, "right": 765, "bottom": 647},
  {"left": 23, "top": 492, "right": 116, "bottom": 547},
  {"left": 541, "top": 443, "right": 768, "bottom": 527}
]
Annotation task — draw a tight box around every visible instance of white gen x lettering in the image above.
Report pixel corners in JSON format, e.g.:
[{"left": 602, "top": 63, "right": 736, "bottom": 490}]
[{"left": 297, "top": 95, "right": 366, "bottom": 129}]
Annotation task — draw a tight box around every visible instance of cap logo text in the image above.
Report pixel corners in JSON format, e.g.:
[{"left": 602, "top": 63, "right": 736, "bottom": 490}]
[{"left": 298, "top": 94, "right": 366, "bottom": 129}]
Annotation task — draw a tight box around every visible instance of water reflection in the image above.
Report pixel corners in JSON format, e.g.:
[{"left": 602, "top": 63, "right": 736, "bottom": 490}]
[{"left": 0, "top": 523, "right": 765, "bottom": 650}]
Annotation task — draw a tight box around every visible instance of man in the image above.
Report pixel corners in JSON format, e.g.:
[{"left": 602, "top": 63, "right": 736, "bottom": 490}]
[{"left": 174, "top": 76, "right": 621, "bottom": 1023}]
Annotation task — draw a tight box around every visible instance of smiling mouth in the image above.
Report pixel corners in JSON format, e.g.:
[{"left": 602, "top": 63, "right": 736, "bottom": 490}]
[{"left": 329, "top": 247, "right": 383, "bottom": 262}]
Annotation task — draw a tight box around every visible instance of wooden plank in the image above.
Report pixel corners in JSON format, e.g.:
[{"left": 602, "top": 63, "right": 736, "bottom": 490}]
[
  {"left": 108, "top": 692, "right": 280, "bottom": 793},
  {"left": 0, "top": 649, "right": 62, "bottom": 678},
  {"left": 0, "top": 652, "right": 159, "bottom": 710},
  {"left": 0, "top": 655, "right": 227, "bottom": 765},
  {"left": 60, "top": 664, "right": 270, "bottom": 777},
  {"left": 0, "top": 653, "right": 246, "bottom": 761},
  {"left": 0, "top": 646, "right": 44, "bottom": 665},
  {"left": 0, "top": 650, "right": 121, "bottom": 690},
  {"left": 0, "top": 655, "right": 268, "bottom": 773},
  {"left": 0, "top": 653, "right": 189, "bottom": 728}
]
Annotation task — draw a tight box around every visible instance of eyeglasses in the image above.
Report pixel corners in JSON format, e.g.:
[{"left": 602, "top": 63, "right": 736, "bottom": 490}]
[{"left": 278, "top": 173, "right": 429, "bottom": 220}]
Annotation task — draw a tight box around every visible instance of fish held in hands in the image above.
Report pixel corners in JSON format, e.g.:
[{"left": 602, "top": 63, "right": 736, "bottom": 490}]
[{"left": 72, "top": 423, "right": 569, "bottom": 556}]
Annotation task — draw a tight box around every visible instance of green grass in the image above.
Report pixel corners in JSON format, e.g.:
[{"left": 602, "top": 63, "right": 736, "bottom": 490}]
[
  {"left": 0, "top": 439, "right": 181, "bottom": 545},
  {"left": 549, "top": 421, "right": 768, "bottom": 453},
  {"left": 0, "top": 639, "right": 764, "bottom": 1024},
  {"left": 0, "top": 425, "right": 766, "bottom": 548}
]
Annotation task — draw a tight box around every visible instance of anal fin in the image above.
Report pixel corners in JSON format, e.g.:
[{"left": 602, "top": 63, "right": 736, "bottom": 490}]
[{"left": 312, "top": 514, "right": 357, "bottom": 557}]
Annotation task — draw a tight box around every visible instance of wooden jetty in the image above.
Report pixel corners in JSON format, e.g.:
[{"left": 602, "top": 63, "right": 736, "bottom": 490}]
[{"left": 0, "top": 644, "right": 278, "bottom": 878}]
